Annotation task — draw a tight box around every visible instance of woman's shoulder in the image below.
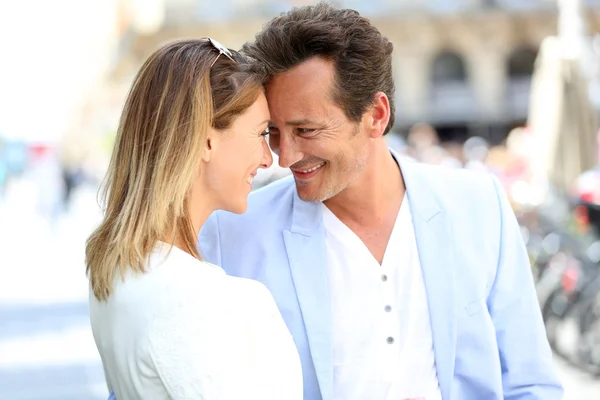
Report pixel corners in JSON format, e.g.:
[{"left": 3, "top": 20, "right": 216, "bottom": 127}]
[
  {"left": 148, "top": 247, "right": 269, "bottom": 302},
  {"left": 148, "top": 245, "right": 226, "bottom": 283},
  {"left": 100, "top": 246, "right": 225, "bottom": 309},
  {"left": 222, "top": 276, "right": 281, "bottom": 317},
  {"left": 223, "top": 274, "right": 271, "bottom": 297},
  {"left": 95, "top": 244, "right": 278, "bottom": 323}
]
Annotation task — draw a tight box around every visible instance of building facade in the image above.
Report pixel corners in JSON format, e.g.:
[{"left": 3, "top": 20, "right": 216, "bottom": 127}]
[{"left": 110, "top": 0, "right": 600, "bottom": 143}]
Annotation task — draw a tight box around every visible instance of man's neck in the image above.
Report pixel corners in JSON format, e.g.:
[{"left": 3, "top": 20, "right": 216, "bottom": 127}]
[{"left": 323, "top": 144, "right": 405, "bottom": 226}]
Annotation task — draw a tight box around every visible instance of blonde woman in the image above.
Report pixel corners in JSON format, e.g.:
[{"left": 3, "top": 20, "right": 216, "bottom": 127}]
[{"left": 86, "top": 38, "right": 302, "bottom": 400}]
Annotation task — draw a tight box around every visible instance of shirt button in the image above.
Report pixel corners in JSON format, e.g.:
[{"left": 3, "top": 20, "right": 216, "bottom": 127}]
[
  {"left": 381, "top": 274, "right": 388, "bottom": 282},
  {"left": 386, "top": 337, "right": 394, "bottom": 344},
  {"left": 384, "top": 305, "right": 392, "bottom": 312}
]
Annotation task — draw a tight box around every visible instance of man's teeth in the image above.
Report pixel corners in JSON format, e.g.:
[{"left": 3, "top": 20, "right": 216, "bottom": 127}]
[{"left": 300, "top": 163, "right": 324, "bottom": 173}]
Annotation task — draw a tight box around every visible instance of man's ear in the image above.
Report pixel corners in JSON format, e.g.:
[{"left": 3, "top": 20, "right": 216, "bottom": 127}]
[{"left": 366, "top": 92, "right": 391, "bottom": 139}]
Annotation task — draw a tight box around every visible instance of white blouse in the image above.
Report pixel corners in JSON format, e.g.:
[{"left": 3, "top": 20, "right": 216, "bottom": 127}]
[{"left": 89, "top": 242, "right": 303, "bottom": 400}]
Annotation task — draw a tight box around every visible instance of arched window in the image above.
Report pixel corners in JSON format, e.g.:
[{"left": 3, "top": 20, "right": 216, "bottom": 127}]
[
  {"left": 431, "top": 51, "right": 467, "bottom": 84},
  {"left": 507, "top": 47, "right": 537, "bottom": 78}
]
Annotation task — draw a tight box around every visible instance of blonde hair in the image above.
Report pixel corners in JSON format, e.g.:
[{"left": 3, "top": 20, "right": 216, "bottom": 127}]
[{"left": 86, "top": 38, "right": 265, "bottom": 301}]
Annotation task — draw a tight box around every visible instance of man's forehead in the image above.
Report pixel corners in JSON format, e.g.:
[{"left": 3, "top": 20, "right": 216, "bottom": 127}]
[
  {"left": 265, "top": 59, "right": 340, "bottom": 125},
  {"left": 266, "top": 77, "right": 329, "bottom": 101},
  {"left": 267, "top": 89, "right": 335, "bottom": 124},
  {"left": 268, "top": 103, "right": 322, "bottom": 126},
  {"left": 266, "top": 57, "right": 335, "bottom": 97}
]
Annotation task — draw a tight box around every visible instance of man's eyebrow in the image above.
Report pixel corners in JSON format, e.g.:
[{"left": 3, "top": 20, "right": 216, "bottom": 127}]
[
  {"left": 268, "top": 119, "right": 324, "bottom": 128},
  {"left": 285, "top": 119, "right": 319, "bottom": 127}
]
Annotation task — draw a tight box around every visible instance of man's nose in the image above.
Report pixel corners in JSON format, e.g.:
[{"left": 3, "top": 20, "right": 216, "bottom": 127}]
[{"left": 275, "top": 132, "right": 303, "bottom": 168}]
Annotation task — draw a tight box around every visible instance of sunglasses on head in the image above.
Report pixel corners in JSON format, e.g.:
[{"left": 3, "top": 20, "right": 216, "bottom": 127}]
[{"left": 203, "top": 37, "right": 235, "bottom": 67}]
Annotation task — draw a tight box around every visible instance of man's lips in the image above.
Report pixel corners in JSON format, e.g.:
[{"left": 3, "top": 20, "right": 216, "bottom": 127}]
[
  {"left": 291, "top": 162, "right": 325, "bottom": 180},
  {"left": 291, "top": 162, "right": 325, "bottom": 174}
]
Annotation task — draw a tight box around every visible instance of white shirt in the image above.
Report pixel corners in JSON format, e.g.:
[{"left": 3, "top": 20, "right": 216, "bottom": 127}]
[
  {"left": 89, "top": 242, "right": 303, "bottom": 400},
  {"left": 322, "top": 199, "right": 442, "bottom": 400}
]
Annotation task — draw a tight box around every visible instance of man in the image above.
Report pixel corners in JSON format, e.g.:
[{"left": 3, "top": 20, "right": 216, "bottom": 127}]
[
  {"left": 200, "top": 3, "right": 561, "bottom": 400},
  {"left": 108, "top": 3, "right": 561, "bottom": 400}
]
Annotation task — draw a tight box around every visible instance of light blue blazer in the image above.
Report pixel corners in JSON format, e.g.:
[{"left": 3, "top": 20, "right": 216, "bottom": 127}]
[{"left": 198, "top": 153, "right": 562, "bottom": 400}]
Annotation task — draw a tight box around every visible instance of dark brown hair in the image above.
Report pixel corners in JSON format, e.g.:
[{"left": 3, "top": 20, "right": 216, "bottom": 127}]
[{"left": 242, "top": 2, "right": 395, "bottom": 134}]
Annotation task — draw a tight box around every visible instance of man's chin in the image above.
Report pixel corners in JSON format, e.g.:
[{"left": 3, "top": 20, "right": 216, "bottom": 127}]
[
  {"left": 294, "top": 182, "right": 322, "bottom": 203},
  {"left": 295, "top": 181, "right": 336, "bottom": 203}
]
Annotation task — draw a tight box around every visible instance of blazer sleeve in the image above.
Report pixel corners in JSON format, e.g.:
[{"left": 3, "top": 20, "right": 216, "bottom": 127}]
[
  {"left": 198, "top": 212, "right": 223, "bottom": 267},
  {"left": 487, "top": 175, "right": 563, "bottom": 399}
]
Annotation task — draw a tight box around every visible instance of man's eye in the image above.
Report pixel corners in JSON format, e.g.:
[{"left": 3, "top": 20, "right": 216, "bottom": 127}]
[
  {"left": 268, "top": 127, "right": 280, "bottom": 135},
  {"left": 296, "top": 128, "right": 314, "bottom": 134}
]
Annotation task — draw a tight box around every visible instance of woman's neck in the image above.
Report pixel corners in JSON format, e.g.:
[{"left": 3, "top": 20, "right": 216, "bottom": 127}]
[{"left": 166, "top": 189, "right": 215, "bottom": 259}]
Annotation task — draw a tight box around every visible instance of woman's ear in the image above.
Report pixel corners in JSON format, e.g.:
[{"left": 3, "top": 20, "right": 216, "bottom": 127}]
[{"left": 201, "top": 130, "right": 216, "bottom": 162}]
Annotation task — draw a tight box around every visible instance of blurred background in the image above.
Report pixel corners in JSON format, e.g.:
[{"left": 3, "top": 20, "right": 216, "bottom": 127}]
[{"left": 2, "top": 0, "right": 600, "bottom": 398}]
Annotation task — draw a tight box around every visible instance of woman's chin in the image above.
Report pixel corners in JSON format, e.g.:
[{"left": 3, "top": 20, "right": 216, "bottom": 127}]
[{"left": 222, "top": 200, "right": 248, "bottom": 215}]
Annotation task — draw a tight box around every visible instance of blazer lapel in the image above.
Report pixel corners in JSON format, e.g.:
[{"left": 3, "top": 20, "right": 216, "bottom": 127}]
[
  {"left": 283, "top": 191, "right": 333, "bottom": 400},
  {"left": 281, "top": 152, "right": 457, "bottom": 400},
  {"left": 398, "top": 155, "right": 457, "bottom": 400}
]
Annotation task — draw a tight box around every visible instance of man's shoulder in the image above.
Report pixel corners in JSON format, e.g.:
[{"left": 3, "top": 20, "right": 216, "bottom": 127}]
[
  {"left": 406, "top": 159, "right": 498, "bottom": 199},
  {"left": 403, "top": 160, "right": 505, "bottom": 230}
]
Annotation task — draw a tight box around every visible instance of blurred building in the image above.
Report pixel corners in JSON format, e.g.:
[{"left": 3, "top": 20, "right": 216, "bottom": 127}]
[{"left": 107, "top": 0, "right": 600, "bottom": 144}]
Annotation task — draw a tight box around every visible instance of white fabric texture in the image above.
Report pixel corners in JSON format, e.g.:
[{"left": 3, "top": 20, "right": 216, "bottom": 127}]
[
  {"left": 322, "top": 199, "right": 442, "bottom": 400},
  {"left": 90, "top": 242, "right": 302, "bottom": 400}
]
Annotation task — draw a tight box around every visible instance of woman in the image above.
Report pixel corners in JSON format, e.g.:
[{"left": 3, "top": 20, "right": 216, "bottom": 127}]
[{"left": 86, "top": 38, "right": 302, "bottom": 399}]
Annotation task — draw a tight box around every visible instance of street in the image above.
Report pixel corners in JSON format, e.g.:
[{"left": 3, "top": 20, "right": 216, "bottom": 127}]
[
  {"left": 0, "top": 182, "right": 599, "bottom": 399},
  {"left": 0, "top": 182, "right": 106, "bottom": 399}
]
